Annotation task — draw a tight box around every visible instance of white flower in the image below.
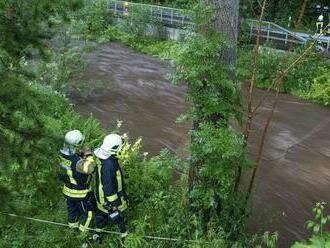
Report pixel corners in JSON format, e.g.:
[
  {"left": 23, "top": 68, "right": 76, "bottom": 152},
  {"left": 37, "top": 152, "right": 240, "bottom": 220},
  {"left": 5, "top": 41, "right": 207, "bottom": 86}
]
[{"left": 117, "top": 120, "right": 123, "bottom": 128}]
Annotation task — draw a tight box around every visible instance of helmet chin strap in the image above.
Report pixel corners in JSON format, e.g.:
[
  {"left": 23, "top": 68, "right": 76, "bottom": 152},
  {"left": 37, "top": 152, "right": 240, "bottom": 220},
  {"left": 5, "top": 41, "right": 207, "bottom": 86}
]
[
  {"left": 96, "top": 147, "right": 112, "bottom": 159},
  {"left": 95, "top": 146, "right": 122, "bottom": 159}
]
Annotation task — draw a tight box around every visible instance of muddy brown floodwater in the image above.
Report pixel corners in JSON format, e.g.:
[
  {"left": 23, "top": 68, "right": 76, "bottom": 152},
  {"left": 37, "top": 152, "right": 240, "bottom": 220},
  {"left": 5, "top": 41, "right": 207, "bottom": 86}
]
[{"left": 72, "top": 42, "right": 330, "bottom": 247}]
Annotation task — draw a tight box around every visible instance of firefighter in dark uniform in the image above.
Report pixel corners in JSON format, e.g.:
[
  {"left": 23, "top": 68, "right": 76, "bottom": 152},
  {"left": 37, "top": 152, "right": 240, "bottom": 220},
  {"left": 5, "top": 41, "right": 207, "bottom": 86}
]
[
  {"left": 315, "top": 4, "right": 330, "bottom": 35},
  {"left": 91, "top": 133, "right": 128, "bottom": 242},
  {"left": 316, "top": 13, "right": 324, "bottom": 34},
  {"left": 59, "top": 130, "right": 95, "bottom": 233}
]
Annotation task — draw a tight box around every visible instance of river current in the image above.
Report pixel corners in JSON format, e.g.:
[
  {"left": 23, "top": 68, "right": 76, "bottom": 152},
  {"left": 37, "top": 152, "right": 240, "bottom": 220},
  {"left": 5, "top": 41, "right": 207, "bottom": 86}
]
[{"left": 72, "top": 42, "right": 330, "bottom": 247}]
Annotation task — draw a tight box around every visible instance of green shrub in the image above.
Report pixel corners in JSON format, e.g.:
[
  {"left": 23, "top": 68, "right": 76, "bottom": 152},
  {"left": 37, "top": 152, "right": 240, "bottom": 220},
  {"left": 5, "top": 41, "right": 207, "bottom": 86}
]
[
  {"left": 236, "top": 46, "right": 330, "bottom": 106},
  {"left": 0, "top": 73, "right": 103, "bottom": 214},
  {"left": 36, "top": 50, "right": 85, "bottom": 92},
  {"left": 309, "top": 70, "right": 330, "bottom": 106},
  {"left": 284, "top": 49, "right": 328, "bottom": 95},
  {"left": 291, "top": 202, "right": 330, "bottom": 248},
  {"left": 73, "top": 0, "right": 113, "bottom": 39}
]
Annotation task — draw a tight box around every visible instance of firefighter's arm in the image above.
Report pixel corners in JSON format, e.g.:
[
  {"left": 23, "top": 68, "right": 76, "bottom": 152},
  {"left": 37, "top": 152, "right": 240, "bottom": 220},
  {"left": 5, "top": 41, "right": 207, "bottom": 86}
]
[
  {"left": 102, "top": 164, "right": 121, "bottom": 208},
  {"left": 58, "top": 155, "right": 71, "bottom": 183},
  {"left": 76, "top": 155, "right": 96, "bottom": 174}
]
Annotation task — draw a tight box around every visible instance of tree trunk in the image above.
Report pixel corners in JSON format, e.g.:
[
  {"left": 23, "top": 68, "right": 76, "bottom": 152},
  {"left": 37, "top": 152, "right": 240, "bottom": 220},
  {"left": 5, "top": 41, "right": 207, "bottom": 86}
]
[
  {"left": 207, "top": 0, "right": 240, "bottom": 80},
  {"left": 188, "top": 0, "right": 240, "bottom": 193}
]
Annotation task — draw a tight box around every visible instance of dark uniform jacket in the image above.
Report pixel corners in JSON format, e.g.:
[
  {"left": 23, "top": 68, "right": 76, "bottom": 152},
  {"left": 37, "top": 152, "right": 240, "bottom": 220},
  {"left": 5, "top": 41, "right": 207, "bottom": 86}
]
[
  {"left": 59, "top": 150, "right": 92, "bottom": 200},
  {"left": 95, "top": 155, "right": 127, "bottom": 213}
]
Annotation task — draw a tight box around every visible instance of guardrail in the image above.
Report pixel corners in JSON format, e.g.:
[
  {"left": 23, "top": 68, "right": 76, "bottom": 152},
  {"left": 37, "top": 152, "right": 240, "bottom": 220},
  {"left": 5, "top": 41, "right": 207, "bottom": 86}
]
[
  {"left": 107, "top": 1, "right": 330, "bottom": 52},
  {"left": 247, "top": 19, "right": 330, "bottom": 52},
  {"left": 108, "top": 0, "right": 193, "bottom": 27}
]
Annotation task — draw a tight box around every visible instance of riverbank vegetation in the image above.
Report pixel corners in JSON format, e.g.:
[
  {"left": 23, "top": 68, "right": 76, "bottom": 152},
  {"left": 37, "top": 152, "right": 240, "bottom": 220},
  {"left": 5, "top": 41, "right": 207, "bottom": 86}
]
[
  {"left": 1, "top": 0, "right": 329, "bottom": 247},
  {"left": 236, "top": 46, "right": 330, "bottom": 106},
  {"left": 73, "top": 0, "right": 330, "bottom": 107},
  {"left": 134, "top": 0, "right": 330, "bottom": 31}
]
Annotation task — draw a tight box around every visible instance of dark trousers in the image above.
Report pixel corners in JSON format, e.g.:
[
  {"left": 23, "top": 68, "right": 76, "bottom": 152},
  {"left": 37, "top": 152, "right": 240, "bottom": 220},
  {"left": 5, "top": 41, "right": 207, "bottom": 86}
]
[
  {"left": 95, "top": 209, "right": 126, "bottom": 233},
  {"left": 65, "top": 196, "right": 94, "bottom": 232}
]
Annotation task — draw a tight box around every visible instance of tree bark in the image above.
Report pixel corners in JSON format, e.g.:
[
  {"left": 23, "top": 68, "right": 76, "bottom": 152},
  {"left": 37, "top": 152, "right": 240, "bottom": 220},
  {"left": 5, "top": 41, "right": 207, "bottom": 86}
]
[
  {"left": 188, "top": 0, "right": 240, "bottom": 193},
  {"left": 207, "top": 0, "right": 240, "bottom": 80}
]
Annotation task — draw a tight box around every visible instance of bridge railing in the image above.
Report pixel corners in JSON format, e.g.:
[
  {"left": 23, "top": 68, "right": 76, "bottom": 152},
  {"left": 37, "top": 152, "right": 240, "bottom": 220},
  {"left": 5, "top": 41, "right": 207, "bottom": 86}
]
[
  {"left": 247, "top": 19, "right": 307, "bottom": 44},
  {"left": 106, "top": 1, "right": 329, "bottom": 52},
  {"left": 247, "top": 19, "right": 329, "bottom": 52},
  {"left": 108, "top": 0, "right": 193, "bottom": 27}
]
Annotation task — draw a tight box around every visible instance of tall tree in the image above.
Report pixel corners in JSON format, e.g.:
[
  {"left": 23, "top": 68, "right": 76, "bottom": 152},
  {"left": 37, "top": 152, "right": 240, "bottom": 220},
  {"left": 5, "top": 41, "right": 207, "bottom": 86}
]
[
  {"left": 0, "top": 0, "right": 84, "bottom": 211},
  {"left": 188, "top": 0, "right": 241, "bottom": 192},
  {"left": 207, "top": 0, "right": 240, "bottom": 79},
  {"left": 179, "top": 0, "right": 244, "bottom": 237}
]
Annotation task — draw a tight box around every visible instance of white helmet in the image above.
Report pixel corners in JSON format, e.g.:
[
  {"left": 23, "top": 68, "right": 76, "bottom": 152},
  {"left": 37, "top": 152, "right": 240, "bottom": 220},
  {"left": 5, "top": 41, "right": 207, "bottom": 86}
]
[
  {"left": 94, "top": 134, "right": 123, "bottom": 159},
  {"left": 65, "top": 130, "right": 85, "bottom": 147}
]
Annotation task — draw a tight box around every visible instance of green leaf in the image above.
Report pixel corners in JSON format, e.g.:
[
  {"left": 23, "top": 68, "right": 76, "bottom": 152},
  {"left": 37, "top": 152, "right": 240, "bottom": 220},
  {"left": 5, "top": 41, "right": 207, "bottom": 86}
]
[
  {"left": 306, "top": 221, "right": 314, "bottom": 230},
  {"left": 321, "top": 217, "right": 327, "bottom": 225},
  {"left": 313, "top": 225, "right": 320, "bottom": 234}
]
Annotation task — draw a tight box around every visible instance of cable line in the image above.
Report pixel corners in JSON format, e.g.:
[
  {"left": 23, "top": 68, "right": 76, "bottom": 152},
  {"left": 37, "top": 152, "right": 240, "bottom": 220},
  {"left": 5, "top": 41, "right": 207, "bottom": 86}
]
[{"left": 0, "top": 211, "right": 202, "bottom": 243}]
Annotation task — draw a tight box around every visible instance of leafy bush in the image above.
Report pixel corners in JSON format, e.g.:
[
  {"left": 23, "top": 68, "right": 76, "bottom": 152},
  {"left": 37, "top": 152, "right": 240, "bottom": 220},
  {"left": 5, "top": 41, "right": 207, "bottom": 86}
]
[
  {"left": 309, "top": 70, "right": 330, "bottom": 106},
  {"left": 36, "top": 50, "right": 85, "bottom": 91},
  {"left": 283, "top": 49, "right": 328, "bottom": 95},
  {"left": 0, "top": 71, "right": 103, "bottom": 213},
  {"left": 0, "top": 1, "right": 289, "bottom": 247},
  {"left": 291, "top": 202, "right": 330, "bottom": 248},
  {"left": 71, "top": 0, "right": 113, "bottom": 40},
  {"left": 236, "top": 46, "right": 330, "bottom": 106}
]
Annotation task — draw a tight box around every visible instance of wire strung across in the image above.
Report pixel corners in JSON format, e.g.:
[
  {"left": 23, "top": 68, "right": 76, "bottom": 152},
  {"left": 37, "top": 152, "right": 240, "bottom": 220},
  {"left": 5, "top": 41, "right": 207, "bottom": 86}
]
[{"left": 0, "top": 211, "right": 203, "bottom": 243}]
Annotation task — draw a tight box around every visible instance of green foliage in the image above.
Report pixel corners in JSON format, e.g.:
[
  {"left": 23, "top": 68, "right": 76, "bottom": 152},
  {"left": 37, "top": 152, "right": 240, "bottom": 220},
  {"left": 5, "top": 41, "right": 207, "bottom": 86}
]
[
  {"left": 172, "top": 33, "right": 242, "bottom": 122},
  {"left": 305, "top": 202, "right": 329, "bottom": 238},
  {"left": 132, "top": 0, "right": 198, "bottom": 9},
  {"left": 189, "top": 123, "right": 247, "bottom": 236},
  {"left": 119, "top": 4, "right": 164, "bottom": 41},
  {"left": 309, "top": 70, "right": 330, "bottom": 106},
  {"left": 36, "top": 49, "right": 85, "bottom": 91},
  {"left": 0, "top": 71, "right": 103, "bottom": 213},
  {"left": 0, "top": 2, "right": 104, "bottom": 246},
  {"left": 0, "top": 1, "right": 280, "bottom": 247},
  {"left": 101, "top": 25, "right": 181, "bottom": 61},
  {"left": 236, "top": 46, "right": 330, "bottom": 106},
  {"left": 164, "top": 12, "right": 247, "bottom": 240},
  {"left": 34, "top": 43, "right": 108, "bottom": 99},
  {"left": 259, "top": 231, "right": 278, "bottom": 248},
  {"left": 190, "top": 124, "right": 245, "bottom": 204},
  {"left": 291, "top": 202, "right": 330, "bottom": 248},
  {"left": 236, "top": 47, "right": 282, "bottom": 87},
  {"left": 0, "top": 0, "right": 84, "bottom": 58},
  {"left": 72, "top": 0, "right": 113, "bottom": 40},
  {"left": 241, "top": 0, "right": 329, "bottom": 31}
]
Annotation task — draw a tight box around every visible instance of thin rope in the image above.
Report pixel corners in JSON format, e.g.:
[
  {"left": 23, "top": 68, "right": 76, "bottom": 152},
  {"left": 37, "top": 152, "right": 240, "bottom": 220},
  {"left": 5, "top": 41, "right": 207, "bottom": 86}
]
[{"left": 0, "top": 211, "right": 200, "bottom": 243}]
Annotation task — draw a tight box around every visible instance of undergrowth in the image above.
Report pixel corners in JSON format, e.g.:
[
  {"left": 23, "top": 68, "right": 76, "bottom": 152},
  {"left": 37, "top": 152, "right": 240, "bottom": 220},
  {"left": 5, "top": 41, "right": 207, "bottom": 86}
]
[
  {"left": 236, "top": 45, "right": 330, "bottom": 106},
  {"left": 2, "top": 1, "right": 328, "bottom": 247}
]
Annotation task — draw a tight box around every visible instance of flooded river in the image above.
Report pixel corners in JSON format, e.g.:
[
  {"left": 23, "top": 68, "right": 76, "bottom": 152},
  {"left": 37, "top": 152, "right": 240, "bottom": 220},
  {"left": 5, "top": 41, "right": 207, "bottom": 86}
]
[{"left": 72, "top": 42, "right": 330, "bottom": 247}]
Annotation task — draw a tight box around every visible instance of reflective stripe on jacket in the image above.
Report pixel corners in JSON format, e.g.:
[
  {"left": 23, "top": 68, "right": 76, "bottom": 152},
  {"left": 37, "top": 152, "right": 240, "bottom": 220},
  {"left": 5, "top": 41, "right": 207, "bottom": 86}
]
[
  {"left": 95, "top": 156, "right": 127, "bottom": 213},
  {"left": 59, "top": 151, "right": 92, "bottom": 200}
]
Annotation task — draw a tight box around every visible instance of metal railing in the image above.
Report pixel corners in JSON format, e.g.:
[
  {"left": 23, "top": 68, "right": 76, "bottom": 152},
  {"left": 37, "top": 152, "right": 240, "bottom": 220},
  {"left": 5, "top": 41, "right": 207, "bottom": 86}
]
[
  {"left": 108, "top": 0, "right": 193, "bottom": 27},
  {"left": 106, "top": 1, "right": 330, "bottom": 52},
  {"left": 247, "top": 19, "right": 330, "bottom": 52}
]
